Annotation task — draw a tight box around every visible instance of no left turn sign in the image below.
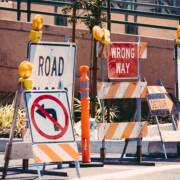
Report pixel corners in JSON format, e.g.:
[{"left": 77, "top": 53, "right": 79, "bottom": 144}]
[{"left": 24, "top": 90, "right": 75, "bottom": 143}]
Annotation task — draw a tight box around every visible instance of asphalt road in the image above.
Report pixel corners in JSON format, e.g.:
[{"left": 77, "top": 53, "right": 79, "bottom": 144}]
[{"left": 1, "top": 153, "right": 180, "bottom": 180}]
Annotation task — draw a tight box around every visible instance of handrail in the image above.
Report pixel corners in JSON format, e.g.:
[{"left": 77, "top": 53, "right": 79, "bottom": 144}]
[
  {"left": 107, "top": 7, "right": 180, "bottom": 20},
  {"left": 110, "top": 0, "right": 180, "bottom": 11},
  {"left": 9, "top": 0, "right": 180, "bottom": 20},
  {"left": 0, "top": 0, "right": 179, "bottom": 31},
  {"left": 11, "top": 0, "right": 72, "bottom": 6},
  {"left": 25, "top": 0, "right": 180, "bottom": 12},
  {"left": 111, "top": 20, "right": 177, "bottom": 30}
]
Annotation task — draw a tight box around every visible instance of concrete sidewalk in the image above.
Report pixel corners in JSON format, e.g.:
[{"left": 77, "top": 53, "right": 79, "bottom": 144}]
[{"left": 1, "top": 152, "right": 180, "bottom": 180}]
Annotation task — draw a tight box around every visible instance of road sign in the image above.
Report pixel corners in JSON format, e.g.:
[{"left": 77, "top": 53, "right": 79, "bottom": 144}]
[
  {"left": 27, "top": 42, "right": 76, "bottom": 107},
  {"left": 147, "top": 86, "right": 173, "bottom": 116},
  {"left": 24, "top": 90, "right": 74, "bottom": 143},
  {"left": 108, "top": 42, "right": 138, "bottom": 79}
]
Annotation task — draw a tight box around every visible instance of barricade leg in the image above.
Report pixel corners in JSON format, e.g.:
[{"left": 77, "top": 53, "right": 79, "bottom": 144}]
[
  {"left": 155, "top": 116, "right": 167, "bottom": 159},
  {"left": 136, "top": 138, "right": 142, "bottom": 163},
  {"left": 36, "top": 164, "right": 42, "bottom": 180},
  {"left": 75, "top": 160, "right": 81, "bottom": 178},
  {"left": 22, "top": 159, "right": 29, "bottom": 172},
  {"left": 170, "top": 114, "right": 177, "bottom": 130},
  {"left": 121, "top": 139, "right": 129, "bottom": 158},
  {"left": 100, "top": 138, "right": 106, "bottom": 161}
]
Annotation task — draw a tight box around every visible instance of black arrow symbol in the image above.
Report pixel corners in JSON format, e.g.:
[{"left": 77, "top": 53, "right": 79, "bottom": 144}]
[{"left": 36, "top": 104, "right": 59, "bottom": 131}]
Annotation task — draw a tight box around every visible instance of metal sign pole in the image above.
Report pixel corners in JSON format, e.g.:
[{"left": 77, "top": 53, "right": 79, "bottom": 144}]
[
  {"left": 175, "top": 44, "right": 180, "bottom": 125},
  {"left": 158, "top": 79, "right": 177, "bottom": 130},
  {"left": 174, "top": 43, "right": 180, "bottom": 154},
  {"left": 136, "top": 35, "right": 142, "bottom": 162},
  {"left": 100, "top": 55, "right": 106, "bottom": 161},
  {"left": 96, "top": 42, "right": 106, "bottom": 161}
]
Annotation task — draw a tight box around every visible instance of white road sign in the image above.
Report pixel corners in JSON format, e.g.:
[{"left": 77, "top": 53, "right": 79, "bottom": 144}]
[
  {"left": 24, "top": 90, "right": 75, "bottom": 143},
  {"left": 27, "top": 42, "right": 76, "bottom": 106}
]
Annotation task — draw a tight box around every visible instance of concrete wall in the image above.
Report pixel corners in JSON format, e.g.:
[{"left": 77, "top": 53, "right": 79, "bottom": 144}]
[{"left": 0, "top": 19, "right": 176, "bottom": 96}]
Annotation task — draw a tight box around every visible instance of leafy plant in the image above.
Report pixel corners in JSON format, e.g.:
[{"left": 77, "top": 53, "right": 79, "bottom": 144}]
[
  {"left": 73, "top": 97, "right": 81, "bottom": 122},
  {"left": 62, "top": 0, "right": 106, "bottom": 31},
  {"left": 0, "top": 105, "right": 26, "bottom": 138},
  {"left": 95, "top": 98, "right": 120, "bottom": 122},
  {"left": 73, "top": 97, "right": 120, "bottom": 122}
]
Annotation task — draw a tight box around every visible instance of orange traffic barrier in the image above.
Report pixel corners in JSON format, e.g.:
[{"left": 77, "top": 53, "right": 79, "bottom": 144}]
[
  {"left": 33, "top": 142, "right": 79, "bottom": 163},
  {"left": 80, "top": 65, "right": 90, "bottom": 163},
  {"left": 98, "top": 122, "right": 148, "bottom": 140},
  {"left": 97, "top": 81, "right": 147, "bottom": 99}
]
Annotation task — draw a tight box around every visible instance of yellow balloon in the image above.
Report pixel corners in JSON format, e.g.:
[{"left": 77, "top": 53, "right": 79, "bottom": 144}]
[
  {"left": 32, "top": 15, "right": 44, "bottom": 31},
  {"left": 29, "top": 30, "right": 42, "bottom": 42},
  {"left": 101, "top": 28, "right": 110, "bottom": 45},
  {"left": 177, "top": 25, "right": 180, "bottom": 39},
  {"left": 92, "top": 26, "right": 110, "bottom": 45},
  {"left": 18, "top": 60, "right": 33, "bottom": 79},
  {"left": 92, "top": 26, "right": 104, "bottom": 41}
]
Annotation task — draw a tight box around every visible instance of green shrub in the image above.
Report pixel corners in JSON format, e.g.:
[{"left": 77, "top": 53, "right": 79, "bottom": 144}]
[
  {"left": 73, "top": 97, "right": 120, "bottom": 122},
  {"left": 0, "top": 105, "right": 26, "bottom": 138}
]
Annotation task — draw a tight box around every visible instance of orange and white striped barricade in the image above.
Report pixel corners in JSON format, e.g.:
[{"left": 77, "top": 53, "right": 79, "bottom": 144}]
[
  {"left": 98, "top": 122, "right": 148, "bottom": 161},
  {"left": 23, "top": 90, "right": 80, "bottom": 178},
  {"left": 98, "top": 122, "right": 148, "bottom": 140},
  {"left": 147, "top": 85, "right": 176, "bottom": 159},
  {"left": 33, "top": 142, "right": 79, "bottom": 166},
  {"left": 97, "top": 81, "right": 147, "bottom": 99},
  {"left": 96, "top": 81, "right": 150, "bottom": 164},
  {"left": 147, "top": 85, "right": 176, "bottom": 131},
  {"left": 147, "top": 86, "right": 174, "bottom": 117}
]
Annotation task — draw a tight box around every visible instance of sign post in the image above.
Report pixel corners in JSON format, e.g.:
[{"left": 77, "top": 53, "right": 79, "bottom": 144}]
[{"left": 175, "top": 27, "right": 180, "bottom": 154}]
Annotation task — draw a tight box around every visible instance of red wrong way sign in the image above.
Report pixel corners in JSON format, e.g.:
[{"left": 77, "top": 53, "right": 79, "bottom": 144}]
[
  {"left": 24, "top": 90, "right": 75, "bottom": 143},
  {"left": 108, "top": 42, "right": 138, "bottom": 79}
]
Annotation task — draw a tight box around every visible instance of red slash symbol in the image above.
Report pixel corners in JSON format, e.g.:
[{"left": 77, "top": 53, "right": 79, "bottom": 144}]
[
  {"left": 31, "top": 95, "right": 69, "bottom": 140},
  {"left": 36, "top": 104, "right": 59, "bottom": 131}
]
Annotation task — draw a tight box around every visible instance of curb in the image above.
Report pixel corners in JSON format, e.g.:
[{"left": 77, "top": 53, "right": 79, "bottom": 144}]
[
  {"left": 0, "top": 138, "right": 22, "bottom": 152},
  {"left": 1, "top": 139, "right": 180, "bottom": 156}
]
